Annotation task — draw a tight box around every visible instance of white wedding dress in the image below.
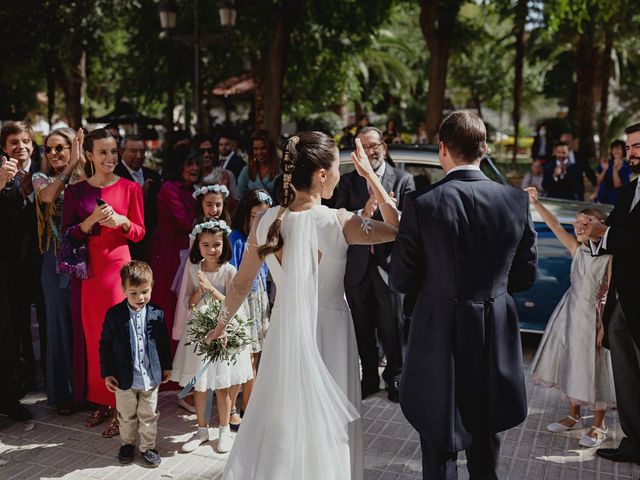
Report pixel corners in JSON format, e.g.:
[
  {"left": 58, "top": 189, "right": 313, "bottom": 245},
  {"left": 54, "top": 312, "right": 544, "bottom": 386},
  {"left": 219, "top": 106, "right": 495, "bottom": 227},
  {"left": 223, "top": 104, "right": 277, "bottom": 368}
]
[{"left": 217, "top": 205, "right": 397, "bottom": 480}]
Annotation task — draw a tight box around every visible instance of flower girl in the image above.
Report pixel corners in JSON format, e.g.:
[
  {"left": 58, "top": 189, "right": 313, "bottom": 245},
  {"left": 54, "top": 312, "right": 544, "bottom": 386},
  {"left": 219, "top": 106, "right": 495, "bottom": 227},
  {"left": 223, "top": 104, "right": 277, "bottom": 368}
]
[
  {"left": 171, "top": 220, "right": 253, "bottom": 453},
  {"left": 526, "top": 187, "right": 615, "bottom": 448}
]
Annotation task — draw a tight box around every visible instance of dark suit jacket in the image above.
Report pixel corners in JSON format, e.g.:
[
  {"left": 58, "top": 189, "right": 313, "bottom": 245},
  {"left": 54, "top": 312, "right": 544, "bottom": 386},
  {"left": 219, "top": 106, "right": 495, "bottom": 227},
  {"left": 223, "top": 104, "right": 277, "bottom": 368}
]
[
  {"left": 390, "top": 169, "right": 537, "bottom": 452},
  {"left": 602, "top": 178, "right": 640, "bottom": 346},
  {"left": 334, "top": 163, "right": 415, "bottom": 286},
  {"left": 114, "top": 162, "right": 161, "bottom": 259},
  {"left": 542, "top": 160, "right": 583, "bottom": 201},
  {"left": 99, "top": 300, "right": 172, "bottom": 391},
  {"left": 0, "top": 161, "right": 39, "bottom": 264},
  {"left": 221, "top": 152, "right": 246, "bottom": 180}
]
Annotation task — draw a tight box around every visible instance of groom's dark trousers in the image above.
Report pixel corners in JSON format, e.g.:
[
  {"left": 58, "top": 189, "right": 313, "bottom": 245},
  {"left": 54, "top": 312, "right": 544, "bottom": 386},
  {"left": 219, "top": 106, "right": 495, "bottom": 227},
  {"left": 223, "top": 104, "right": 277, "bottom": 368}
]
[
  {"left": 390, "top": 169, "right": 537, "bottom": 479},
  {"left": 599, "top": 178, "right": 640, "bottom": 459}
]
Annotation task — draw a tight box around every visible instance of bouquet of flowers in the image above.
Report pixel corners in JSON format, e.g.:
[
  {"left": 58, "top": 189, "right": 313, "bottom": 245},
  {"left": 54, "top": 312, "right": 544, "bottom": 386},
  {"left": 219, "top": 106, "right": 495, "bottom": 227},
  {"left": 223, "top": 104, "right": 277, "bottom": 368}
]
[{"left": 187, "top": 298, "right": 251, "bottom": 365}]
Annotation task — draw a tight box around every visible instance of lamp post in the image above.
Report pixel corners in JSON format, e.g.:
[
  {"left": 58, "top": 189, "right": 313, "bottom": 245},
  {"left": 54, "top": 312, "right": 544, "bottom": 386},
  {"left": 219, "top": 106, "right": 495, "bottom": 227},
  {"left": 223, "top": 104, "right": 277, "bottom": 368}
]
[{"left": 158, "top": 0, "right": 236, "bottom": 131}]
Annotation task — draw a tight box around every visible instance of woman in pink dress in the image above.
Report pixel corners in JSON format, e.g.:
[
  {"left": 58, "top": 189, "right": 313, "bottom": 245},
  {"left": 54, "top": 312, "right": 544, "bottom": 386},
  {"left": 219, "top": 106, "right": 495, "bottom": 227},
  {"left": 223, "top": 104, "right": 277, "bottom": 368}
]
[
  {"left": 61, "top": 128, "right": 145, "bottom": 437},
  {"left": 149, "top": 147, "right": 200, "bottom": 352}
]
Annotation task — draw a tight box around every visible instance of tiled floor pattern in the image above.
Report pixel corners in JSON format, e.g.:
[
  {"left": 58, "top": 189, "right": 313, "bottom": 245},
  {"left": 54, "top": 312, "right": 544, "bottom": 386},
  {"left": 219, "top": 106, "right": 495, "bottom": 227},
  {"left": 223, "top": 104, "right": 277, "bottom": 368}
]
[{"left": 1, "top": 336, "right": 639, "bottom": 479}]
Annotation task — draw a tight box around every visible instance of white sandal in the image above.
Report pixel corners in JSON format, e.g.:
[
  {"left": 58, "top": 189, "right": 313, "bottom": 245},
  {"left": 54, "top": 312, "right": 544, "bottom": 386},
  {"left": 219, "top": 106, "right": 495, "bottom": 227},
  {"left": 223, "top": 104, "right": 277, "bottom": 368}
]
[
  {"left": 579, "top": 426, "right": 608, "bottom": 447},
  {"left": 547, "top": 414, "right": 584, "bottom": 433}
]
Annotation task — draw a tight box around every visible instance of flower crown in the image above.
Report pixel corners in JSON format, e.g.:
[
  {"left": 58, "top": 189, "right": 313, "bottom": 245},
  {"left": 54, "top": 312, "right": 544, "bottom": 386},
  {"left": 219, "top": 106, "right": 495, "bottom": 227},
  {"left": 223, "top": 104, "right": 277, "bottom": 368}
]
[
  {"left": 255, "top": 191, "right": 273, "bottom": 205},
  {"left": 189, "top": 219, "right": 231, "bottom": 240},
  {"left": 193, "top": 184, "right": 230, "bottom": 199}
]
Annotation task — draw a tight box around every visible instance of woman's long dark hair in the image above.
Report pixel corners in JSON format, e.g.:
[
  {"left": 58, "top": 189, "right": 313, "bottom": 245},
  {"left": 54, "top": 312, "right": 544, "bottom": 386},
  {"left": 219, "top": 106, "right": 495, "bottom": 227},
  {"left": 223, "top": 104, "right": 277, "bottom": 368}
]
[{"left": 257, "top": 131, "right": 336, "bottom": 258}]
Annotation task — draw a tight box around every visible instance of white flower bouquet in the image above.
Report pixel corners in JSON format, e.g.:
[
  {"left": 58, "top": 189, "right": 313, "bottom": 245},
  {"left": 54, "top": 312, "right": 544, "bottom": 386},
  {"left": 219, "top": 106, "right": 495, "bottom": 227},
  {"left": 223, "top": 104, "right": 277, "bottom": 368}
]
[{"left": 187, "top": 298, "right": 251, "bottom": 364}]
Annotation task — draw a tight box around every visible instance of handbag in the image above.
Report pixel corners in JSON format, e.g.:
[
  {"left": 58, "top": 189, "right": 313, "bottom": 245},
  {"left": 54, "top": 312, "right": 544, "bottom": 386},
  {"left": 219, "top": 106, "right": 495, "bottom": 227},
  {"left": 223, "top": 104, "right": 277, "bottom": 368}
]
[{"left": 56, "top": 229, "right": 90, "bottom": 279}]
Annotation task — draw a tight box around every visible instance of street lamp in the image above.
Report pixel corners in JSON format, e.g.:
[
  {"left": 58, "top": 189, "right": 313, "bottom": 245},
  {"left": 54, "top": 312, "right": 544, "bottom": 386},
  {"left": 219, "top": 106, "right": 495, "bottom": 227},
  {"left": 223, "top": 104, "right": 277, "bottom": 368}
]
[
  {"left": 159, "top": 0, "right": 237, "bottom": 131},
  {"left": 218, "top": 1, "right": 237, "bottom": 28},
  {"left": 158, "top": 0, "right": 177, "bottom": 31}
]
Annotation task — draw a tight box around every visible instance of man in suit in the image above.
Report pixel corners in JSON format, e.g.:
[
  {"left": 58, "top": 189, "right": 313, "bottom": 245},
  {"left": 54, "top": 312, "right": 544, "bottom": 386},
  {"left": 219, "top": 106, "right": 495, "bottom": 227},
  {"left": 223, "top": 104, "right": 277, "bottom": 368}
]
[
  {"left": 390, "top": 110, "right": 537, "bottom": 479},
  {"left": 218, "top": 135, "right": 246, "bottom": 180},
  {"left": 560, "top": 131, "right": 597, "bottom": 199},
  {"left": 531, "top": 123, "right": 552, "bottom": 162},
  {"left": 542, "top": 141, "right": 584, "bottom": 200},
  {"left": 115, "top": 135, "right": 161, "bottom": 261},
  {"left": 0, "top": 121, "right": 45, "bottom": 404},
  {"left": 582, "top": 122, "right": 640, "bottom": 465},
  {"left": 334, "top": 126, "right": 415, "bottom": 402}
]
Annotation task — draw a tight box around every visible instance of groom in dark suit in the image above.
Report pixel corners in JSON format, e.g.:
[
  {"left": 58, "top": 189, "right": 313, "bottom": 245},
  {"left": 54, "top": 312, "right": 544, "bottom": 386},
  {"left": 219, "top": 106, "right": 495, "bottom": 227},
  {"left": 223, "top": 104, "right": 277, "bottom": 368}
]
[
  {"left": 582, "top": 122, "right": 640, "bottom": 465},
  {"left": 390, "top": 111, "right": 537, "bottom": 479},
  {"left": 334, "top": 126, "right": 415, "bottom": 401}
]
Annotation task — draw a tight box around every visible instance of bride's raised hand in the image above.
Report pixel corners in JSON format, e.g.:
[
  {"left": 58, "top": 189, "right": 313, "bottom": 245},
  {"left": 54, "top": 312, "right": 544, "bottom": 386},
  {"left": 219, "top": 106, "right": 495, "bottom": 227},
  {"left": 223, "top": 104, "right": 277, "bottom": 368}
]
[{"left": 351, "top": 138, "right": 375, "bottom": 180}]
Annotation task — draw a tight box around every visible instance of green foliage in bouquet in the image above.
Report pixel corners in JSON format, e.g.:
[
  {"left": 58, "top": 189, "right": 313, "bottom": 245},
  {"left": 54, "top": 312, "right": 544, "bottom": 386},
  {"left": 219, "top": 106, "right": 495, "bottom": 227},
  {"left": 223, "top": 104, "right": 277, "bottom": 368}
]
[{"left": 187, "top": 298, "right": 251, "bottom": 365}]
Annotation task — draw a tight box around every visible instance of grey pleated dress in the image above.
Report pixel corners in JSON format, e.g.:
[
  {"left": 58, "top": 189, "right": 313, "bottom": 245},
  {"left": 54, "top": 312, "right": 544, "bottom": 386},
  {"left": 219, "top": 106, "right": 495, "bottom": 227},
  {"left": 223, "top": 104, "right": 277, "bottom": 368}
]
[{"left": 531, "top": 244, "right": 616, "bottom": 409}]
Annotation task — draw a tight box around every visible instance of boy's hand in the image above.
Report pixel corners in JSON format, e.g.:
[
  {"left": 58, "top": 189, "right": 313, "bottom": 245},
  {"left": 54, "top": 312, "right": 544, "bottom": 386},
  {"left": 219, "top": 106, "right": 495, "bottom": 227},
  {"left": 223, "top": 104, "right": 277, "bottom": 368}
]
[
  {"left": 161, "top": 370, "right": 171, "bottom": 383},
  {"left": 105, "top": 375, "right": 119, "bottom": 393}
]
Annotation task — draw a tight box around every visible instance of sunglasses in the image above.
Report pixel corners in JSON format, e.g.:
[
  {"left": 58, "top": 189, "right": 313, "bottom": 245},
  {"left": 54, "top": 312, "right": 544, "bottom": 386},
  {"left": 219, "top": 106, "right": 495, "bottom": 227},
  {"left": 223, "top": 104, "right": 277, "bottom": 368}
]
[
  {"left": 198, "top": 147, "right": 216, "bottom": 155},
  {"left": 44, "top": 144, "right": 71, "bottom": 154}
]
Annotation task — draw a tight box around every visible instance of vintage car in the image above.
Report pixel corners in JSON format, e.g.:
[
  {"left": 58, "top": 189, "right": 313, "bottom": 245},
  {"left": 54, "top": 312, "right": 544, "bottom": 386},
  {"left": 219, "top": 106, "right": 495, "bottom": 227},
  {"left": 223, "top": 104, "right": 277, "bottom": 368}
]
[{"left": 338, "top": 144, "right": 612, "bottom": 333}]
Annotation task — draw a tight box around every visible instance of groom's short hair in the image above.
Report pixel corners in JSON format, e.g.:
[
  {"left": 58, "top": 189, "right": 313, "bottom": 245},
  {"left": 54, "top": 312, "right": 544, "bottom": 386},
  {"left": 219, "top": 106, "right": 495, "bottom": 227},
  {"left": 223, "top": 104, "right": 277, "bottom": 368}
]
[{"left": 439, "top": 110, "right": 487, "bottom": 163}]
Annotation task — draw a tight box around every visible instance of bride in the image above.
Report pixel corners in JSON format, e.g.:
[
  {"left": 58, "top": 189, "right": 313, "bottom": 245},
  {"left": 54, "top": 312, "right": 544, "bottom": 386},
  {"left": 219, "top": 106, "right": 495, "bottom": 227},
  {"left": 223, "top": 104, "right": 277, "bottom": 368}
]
[{"left": 207, "top": 132, "right": 400, "bottom": 479}]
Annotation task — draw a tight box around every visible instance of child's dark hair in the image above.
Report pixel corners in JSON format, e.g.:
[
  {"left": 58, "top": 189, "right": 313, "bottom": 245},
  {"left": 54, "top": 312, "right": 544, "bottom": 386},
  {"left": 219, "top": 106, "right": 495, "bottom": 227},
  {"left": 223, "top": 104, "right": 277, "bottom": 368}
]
[
  {"left": 258, "top": 131, "right": 336, "bottom": 258},
  {"left": 189, "top": 224, "right": 232, "bottom": 265},
  {"left": 232, "top": 189, "right": 273, "bottom": 236},
  {"left": 195, "top": 186, "right": 231, "bottom": 224},
  {"left": 120, "top": 261, "right": 154, "bottom": 288}
]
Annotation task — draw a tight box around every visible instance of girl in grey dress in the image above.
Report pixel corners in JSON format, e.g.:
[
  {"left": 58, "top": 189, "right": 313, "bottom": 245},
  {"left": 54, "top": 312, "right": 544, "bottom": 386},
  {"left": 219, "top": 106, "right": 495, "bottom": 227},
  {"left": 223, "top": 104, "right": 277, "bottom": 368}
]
[{"left": 526, "top": 188, "right": 616, "bottom": 448}]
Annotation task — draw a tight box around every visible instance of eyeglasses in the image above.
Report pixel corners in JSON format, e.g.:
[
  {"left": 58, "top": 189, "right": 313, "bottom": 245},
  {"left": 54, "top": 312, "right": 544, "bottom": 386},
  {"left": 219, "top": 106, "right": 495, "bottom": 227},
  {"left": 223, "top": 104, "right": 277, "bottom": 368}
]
[
  {"left": 44, "top": 144, "right": 70, "bottom": 154},
  {"left": 361, "top": 142, "right": 384, "bottom": 151},
  {"left": 198, "top": 147, "right": 216, "bottom": 155}
]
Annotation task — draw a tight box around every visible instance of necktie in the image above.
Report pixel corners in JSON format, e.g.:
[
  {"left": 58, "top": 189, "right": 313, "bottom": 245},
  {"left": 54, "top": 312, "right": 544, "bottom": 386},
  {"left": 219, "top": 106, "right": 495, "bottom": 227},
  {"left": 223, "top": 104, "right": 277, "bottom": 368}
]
[{"left": 133, "top": 169, "right": 144, "bottom": 186}]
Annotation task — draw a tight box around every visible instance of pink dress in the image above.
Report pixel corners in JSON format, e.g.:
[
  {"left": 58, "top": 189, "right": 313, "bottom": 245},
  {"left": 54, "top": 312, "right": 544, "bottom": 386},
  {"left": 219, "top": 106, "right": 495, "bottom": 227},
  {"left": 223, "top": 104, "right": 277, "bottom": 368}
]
[
  {"left": 148, "top": 180, "right": 196, "bottom": 351},
  {"left": 62, "top": 178, "right": 145, "bottom": 407}
]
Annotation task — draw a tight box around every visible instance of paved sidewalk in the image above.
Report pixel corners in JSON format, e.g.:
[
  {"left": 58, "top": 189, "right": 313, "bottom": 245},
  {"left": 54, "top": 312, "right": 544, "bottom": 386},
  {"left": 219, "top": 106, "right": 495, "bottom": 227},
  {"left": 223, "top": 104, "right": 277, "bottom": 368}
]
[{"left": 1, "top": 337, "right": 639, "bottom": 479}]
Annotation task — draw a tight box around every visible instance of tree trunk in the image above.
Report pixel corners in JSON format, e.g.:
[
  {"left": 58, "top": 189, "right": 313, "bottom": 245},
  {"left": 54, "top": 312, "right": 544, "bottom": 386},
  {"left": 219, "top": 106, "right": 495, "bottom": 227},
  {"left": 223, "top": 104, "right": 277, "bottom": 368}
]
[
  {"left": 511, "top": 0, "right": 527, "bottom": 166},
  {"left": 598, "top": 28, "right": 613, "bottom": 158},
  {"left": 574, "top": 24, "right": 601, "bottom": 166},
  {"left": 261, "top": 1, "right": 301, "bottom": 141},
  {"left": 46, "top": 56, "right": 56, "bottom": 128},
  {"left": 419, "top": 0, "right": 461, "bottom": 144}
]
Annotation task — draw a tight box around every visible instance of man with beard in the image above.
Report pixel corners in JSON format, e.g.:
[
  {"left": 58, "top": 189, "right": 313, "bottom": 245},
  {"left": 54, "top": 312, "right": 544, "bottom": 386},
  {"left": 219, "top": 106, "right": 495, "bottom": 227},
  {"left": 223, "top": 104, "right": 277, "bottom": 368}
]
[
  {"left": 334, "top": 126, "right": 415, "bottom": 402},
  {"left": 582, "top": 122, "right": 640, "bottom": 464}
]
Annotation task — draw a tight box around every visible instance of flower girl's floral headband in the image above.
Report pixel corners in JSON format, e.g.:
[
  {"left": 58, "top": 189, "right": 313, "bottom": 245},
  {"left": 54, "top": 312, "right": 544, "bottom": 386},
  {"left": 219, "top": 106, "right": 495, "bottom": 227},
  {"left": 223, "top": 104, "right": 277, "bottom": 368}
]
[
  {"left": 189, "top": 219, "right": 232, "bottom": 240},
  {"left": 256, "top": 191, "right": 273, "bottom": 206},
  {"left": 193, "top": 184, "right": 230, "bottom": 199}
]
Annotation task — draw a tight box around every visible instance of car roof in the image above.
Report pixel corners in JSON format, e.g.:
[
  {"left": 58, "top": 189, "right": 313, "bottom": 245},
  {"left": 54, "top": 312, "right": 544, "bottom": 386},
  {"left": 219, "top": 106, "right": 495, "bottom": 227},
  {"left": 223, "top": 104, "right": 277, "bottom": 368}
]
[{"left": 340, "top": 144, "right": 613, "bottom": 225}]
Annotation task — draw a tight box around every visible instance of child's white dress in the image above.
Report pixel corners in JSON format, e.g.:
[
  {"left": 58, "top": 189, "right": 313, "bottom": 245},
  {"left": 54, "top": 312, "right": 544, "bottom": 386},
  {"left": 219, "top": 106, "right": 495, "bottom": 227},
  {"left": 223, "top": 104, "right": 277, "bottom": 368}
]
[
  {"left": 171, "top": 261, "right": 253, "bottom": 391},
  {"left": 531, "top": 245, "right": 616, "bottom": 409}
]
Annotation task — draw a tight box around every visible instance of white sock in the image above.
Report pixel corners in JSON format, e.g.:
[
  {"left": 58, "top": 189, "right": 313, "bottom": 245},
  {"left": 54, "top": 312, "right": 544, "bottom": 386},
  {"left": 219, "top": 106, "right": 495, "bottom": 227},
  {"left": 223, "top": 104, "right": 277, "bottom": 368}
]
[
  {"left": 198, "top": 426, "right": 209, "bottom": 435},
  {"left": 219, "top": 425, "right": 230, "bottom": 434}
]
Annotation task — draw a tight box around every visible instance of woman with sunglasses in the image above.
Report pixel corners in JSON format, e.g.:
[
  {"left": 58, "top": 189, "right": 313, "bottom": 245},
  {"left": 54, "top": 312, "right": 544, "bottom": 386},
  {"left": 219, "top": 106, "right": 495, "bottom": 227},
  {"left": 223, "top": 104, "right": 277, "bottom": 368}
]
[
  {"left": 195, "top": 133, "right": 240, "bottom": 202},
  {"left": 32, "top": 128, "right": 85, "bottom": 415}
]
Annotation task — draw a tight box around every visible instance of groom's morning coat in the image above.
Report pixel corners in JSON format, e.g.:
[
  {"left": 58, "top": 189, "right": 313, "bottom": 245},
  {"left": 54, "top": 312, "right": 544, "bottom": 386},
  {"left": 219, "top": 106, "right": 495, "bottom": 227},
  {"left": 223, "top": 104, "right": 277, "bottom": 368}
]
[{"left": 390, "top": 169, "right": 537, "bottom": 452}]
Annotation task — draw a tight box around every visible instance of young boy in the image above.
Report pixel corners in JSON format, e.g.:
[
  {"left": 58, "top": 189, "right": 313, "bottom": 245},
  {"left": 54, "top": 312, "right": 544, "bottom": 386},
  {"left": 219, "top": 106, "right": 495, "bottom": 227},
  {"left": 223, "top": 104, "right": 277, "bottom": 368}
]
[{"left": 99, "top": 261, "right": 172, "bottom": 467}]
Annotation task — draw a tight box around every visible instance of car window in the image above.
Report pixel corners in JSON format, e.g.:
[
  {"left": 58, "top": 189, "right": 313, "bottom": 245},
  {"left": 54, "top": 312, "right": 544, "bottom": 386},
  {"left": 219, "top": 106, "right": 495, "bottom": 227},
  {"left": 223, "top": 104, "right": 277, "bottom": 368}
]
[{"left": 403, "top": 164, "right": 445, "bottom": 189}]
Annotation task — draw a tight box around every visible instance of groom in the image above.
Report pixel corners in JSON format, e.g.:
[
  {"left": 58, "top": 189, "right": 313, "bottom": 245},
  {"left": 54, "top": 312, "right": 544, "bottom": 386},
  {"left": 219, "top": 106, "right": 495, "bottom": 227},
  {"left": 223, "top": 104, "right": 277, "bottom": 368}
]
[{"left": 390, "top": 110, "right": 537, "bottom": 479}]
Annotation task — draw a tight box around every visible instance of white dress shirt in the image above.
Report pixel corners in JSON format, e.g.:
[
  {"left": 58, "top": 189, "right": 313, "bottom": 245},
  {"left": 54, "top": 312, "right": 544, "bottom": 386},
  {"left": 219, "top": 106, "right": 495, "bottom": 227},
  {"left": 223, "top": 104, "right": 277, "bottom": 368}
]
[{"left": 447, "top": 164, "right": 481, "bottom": 175}]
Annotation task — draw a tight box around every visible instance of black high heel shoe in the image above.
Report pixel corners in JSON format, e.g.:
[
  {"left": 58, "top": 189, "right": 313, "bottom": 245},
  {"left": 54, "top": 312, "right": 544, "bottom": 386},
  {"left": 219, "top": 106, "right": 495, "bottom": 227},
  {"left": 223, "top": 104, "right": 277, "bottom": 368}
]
[{"left": 229, "top": 408, "right": 242, "bottom": 432}]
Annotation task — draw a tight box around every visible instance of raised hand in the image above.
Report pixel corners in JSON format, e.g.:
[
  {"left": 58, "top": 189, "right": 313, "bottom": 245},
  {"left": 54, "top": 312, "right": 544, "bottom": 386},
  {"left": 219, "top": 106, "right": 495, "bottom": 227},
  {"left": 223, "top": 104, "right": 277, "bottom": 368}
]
[
  {"left": 524, "top": 186, "right": 539, "bottom": 204},
  {"left": 351, "top": 138, "right": 375, "bottom": 180},
  {"left": 71, "top": 128, "right": 85, "bottom": 168},
  {"left": 0, "top": 157, "right": 18, "bottom": 188}
]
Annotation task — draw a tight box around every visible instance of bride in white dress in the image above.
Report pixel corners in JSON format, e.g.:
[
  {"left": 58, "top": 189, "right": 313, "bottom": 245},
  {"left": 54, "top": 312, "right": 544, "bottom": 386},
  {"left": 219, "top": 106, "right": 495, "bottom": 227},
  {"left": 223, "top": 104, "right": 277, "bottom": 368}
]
[{"left": 207, "top": 132, "right": 400, "bottom": 479}]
